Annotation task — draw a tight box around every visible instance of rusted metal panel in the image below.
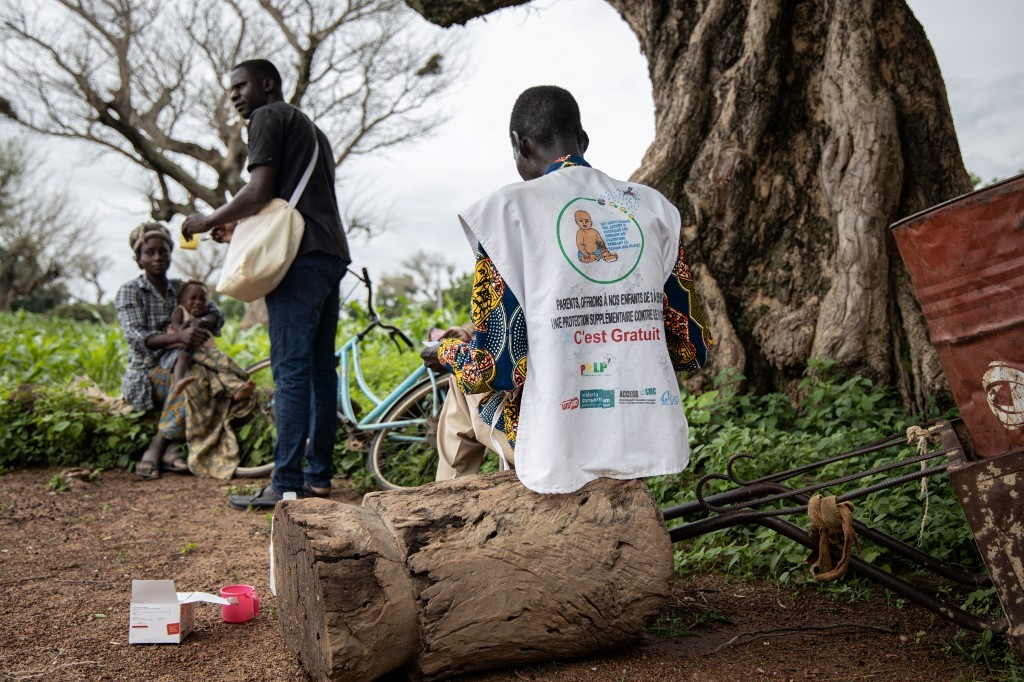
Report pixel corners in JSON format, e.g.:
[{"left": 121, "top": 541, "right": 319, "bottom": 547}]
[
  {"left": 949, "top": 448, "right": 1024, "bottom": 658},
  {"left": 891, "top": 173, "right": 1024, "bottom": 458}
]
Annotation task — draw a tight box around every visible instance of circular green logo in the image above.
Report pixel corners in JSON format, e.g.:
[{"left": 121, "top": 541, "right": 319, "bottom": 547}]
[{"left": 556, "top": 197, "right": 645, "bottom": 284}]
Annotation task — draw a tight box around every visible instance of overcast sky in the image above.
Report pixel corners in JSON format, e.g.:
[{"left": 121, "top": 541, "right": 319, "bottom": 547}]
[{"left": 5, "top": 0, "right": 1023, "bottom": 302}]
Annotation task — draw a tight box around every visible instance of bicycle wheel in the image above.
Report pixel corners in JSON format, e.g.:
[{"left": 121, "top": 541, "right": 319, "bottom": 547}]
[
  {"left": 244, "top": 357, "right": 351, "bottom": 427},
  {"left": 368, "top": 380, "right": 444, "bottom": 490},
  {"left": 235, "top": 358, "right": 276, "bottom": 478},
  {"left": 244, "top": 358, "right": 276, "bottom": 423}
]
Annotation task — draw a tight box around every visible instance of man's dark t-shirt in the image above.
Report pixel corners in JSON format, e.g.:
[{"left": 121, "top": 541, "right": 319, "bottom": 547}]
[{"left": 245, "top": 101, "right": 350, "bottom": 261}]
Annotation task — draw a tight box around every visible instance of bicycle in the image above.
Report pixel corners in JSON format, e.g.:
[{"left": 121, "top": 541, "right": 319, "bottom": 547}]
[{"left": 242, "top": 268, "right": 448, "bottom": 490}]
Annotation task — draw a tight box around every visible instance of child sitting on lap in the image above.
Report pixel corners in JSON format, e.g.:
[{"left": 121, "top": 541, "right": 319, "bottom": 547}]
[{"left": 167, "top": 281, "right": 254, "bottom": 401}]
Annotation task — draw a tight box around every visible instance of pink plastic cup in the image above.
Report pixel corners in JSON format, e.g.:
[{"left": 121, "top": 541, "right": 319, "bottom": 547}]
[{"left": 220, "top": 584, "right": 260, "bottom": 623}]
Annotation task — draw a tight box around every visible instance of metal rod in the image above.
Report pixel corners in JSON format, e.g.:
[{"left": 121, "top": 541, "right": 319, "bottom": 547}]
[
  {"left": 665, "top": 482, "right": 988, "bottom": 587},
  {"left": 669, "top": 514, "right": 1005, "bottom": 633},
  {"left": 724, "top": 422, "right": 954, "bottom": 487},
  {"left": 696, "top": 447, "right": 957, "bottom": 515},
  {"left": 695, "top": 463, "right": 950, "bottom": 520},
  {"left": 726, "top": 431, "right": 910, "bottom": 486},
  {"left": 663, "top": 483, "right": 786, "bottom": 520}
]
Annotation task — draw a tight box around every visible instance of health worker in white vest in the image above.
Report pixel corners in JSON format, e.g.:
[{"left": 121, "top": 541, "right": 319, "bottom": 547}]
[{"left": 423, "top": 85, "right": 714, "bottom": 494}]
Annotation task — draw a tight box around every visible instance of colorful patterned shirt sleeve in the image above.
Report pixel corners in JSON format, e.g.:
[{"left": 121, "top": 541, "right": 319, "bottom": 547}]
[
  {"left": 436, "top": 245, "right": 527, "bottom": 451},
  {"left": 437, "top": 245, "right": 526, "bottom": 394},
  {"left": 662, "top": 240, "right": 714, "bottom": 371}
]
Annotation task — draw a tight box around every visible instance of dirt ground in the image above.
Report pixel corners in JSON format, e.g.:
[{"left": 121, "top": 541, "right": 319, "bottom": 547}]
[{"left": 0, "top": 468, "right": 999, "bottom": 681}]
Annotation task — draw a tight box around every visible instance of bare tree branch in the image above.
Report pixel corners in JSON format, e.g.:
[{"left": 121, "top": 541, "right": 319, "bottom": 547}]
[
  {"left": 173, "top": 242, "right": 225, "bottom": 284},
  {"left": 0, "top": 136, "right": 103, "bottom": 310},
  {"left": 0, "top": 0, "right": 460, "bottom": 231}
]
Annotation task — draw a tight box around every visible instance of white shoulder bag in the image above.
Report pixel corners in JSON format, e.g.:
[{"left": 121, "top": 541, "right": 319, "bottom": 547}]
[{"left": 216, "top": 130, "right": 320, "bottom": 302}]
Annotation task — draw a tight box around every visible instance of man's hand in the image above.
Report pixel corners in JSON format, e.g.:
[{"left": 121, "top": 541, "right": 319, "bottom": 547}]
[
  {"left": 420, "top": 342, "right": 447, "bottom": 374},
  {"left": 178, "top": 326, "right": 213, "bottom": 350},
  {"left": 182, "top": 213, "right": 210, "bottom": 240}
]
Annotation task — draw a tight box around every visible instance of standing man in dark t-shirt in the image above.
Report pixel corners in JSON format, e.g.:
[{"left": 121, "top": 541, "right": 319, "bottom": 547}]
[{"left": 183, "top": 59, "right": 350, "bottom": 508}]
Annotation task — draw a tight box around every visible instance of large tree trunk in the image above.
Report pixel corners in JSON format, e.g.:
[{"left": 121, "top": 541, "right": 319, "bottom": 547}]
[
  {"left": 272, "top": 471, "right": 674, "bottom": 681},
  {"left": 407, "top": 0, "right": 970, "bottom": 411}
]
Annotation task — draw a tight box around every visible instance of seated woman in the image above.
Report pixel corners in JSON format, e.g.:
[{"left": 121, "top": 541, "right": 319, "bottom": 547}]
[{"left": 115, "top": 222, "right": 253, "bottom": 479}]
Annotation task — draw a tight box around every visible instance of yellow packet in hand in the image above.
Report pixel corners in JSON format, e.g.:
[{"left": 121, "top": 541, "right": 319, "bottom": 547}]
[{"left": 180, "top": 231, "right": 199, "bottom": 250}]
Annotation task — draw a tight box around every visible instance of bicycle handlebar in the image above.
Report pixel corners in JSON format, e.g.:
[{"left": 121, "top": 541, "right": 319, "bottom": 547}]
[
  {"left": 361, "top": 267, "right": 373, "bottom": 316},
  {"left": 348, "top": 267, "right": 415, "bottom": 351}
]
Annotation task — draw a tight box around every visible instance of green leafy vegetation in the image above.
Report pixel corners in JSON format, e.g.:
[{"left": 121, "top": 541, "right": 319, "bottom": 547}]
[
  {"left": 0, "top": 384, "right": 150, "bottom": 471},
  {"left": 1, "top": 310, "right": 127, "bottom": 393},
  {"left": 45, "top": 473, "right": 70, "bottom": 493},
  {"left": 647, "top": 361, "right": 1019, "bottom": 673},
  {"left": 0, "top": 304, "right": 465, "bottom": 472}
]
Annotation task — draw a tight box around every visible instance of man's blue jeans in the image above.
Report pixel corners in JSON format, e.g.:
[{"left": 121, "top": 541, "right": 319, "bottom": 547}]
[{"left": 265, "top": 252, "right": 346, "bottom": 494}]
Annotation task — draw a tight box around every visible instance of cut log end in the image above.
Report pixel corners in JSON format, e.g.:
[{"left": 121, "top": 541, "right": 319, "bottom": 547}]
[{"left": 273, "top": 500, "right": 419, "bottom": 681}]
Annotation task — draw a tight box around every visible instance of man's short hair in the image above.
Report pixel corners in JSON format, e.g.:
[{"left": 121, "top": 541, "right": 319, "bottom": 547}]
[
  {"left": 232, "top": 59, "right": 283, "bottom": 93},
  {"left": 509, "top": 86, "right": 582, "bottom": 148}
]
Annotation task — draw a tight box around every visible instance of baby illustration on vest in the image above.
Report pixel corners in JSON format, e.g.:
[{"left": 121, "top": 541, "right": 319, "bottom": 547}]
[{"left": 574, "top": 209, "right": 617, "bottom": 263}]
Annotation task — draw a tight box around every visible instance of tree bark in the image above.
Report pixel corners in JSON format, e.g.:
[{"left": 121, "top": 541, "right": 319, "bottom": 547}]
[
  {"left": 272, "top": 471, "right": 674, "bottom": 681},
  {"left": 239, "top": 297, "right": 268, "bottom": 329},
  {"left": 406, "top": 0, "right": 969, "bottom": 410}
]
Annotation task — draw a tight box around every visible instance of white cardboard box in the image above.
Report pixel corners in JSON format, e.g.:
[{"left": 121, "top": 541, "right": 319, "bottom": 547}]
[{"left": 128, "top": 579, "right": 230, "bottom": 644}]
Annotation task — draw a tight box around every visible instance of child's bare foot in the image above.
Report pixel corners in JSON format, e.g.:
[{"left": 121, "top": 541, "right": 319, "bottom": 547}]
[
  {"left": 171, "top": 377, "right": 195, "bottom": 397},
  {"left": 233, "top": 380, "right": 255, "bottom": 402}
]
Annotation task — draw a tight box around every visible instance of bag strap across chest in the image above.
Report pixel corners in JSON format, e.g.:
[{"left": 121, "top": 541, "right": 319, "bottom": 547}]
[{"left": 288, "top": 122, "right": 320, "bottom": 208}]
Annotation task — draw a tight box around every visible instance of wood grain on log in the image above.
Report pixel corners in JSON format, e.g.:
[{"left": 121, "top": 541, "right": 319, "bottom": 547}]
[
  {"left": 273, "top": 504, "right": 419, "bottom": 681},
  {"left": 273, "top": 471, "right": 673, "bottom": 681}
]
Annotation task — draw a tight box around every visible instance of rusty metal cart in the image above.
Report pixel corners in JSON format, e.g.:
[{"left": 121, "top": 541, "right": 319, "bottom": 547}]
[{"left": 665, "top": 173, "right": 1024, "bottom": 656}]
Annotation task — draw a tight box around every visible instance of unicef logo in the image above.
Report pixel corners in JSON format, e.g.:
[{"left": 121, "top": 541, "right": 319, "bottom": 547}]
[{"left": 556, "top": 197, "right": 644, "bottom": 284}]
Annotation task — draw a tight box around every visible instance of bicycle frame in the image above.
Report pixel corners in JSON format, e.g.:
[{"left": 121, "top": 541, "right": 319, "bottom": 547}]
[
  {"left": 332, "top": 266, "right": 446, "bottom": 435},
  {"left": 336, "top": 338, "right": 444, "bottom": 432}
]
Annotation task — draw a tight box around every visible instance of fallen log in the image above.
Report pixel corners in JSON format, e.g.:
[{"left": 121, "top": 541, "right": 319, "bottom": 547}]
[{"left": 272, "top": 470, "right": 674, "bottom": 681}]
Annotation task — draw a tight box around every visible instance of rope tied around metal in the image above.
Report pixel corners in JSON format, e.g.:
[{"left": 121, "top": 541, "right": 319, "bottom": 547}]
[
  {"left": 806, "top": 494, "right": 860, "bottom": 581},
  {"left": 665, "top": 419, "right": 1008, "bottom": 635},
  {"left": 906, "top": 424, "right": 941, "bottom": 544}
]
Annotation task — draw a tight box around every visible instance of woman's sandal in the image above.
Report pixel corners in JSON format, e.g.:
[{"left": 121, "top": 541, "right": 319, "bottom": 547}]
[
  {"left": 134, "top": 457, "right": 160, "bottom": 480},
  {"left": 160, "top": 449, "right": 190, "bottom": 474}
]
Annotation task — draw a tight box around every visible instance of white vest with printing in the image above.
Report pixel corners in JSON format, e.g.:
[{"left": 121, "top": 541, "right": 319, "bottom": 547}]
[{"left": 459, "top": 165, "right": 689, "bottom": 493}]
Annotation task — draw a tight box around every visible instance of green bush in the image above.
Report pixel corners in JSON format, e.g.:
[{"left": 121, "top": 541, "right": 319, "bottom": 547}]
[
  {"left": 1, "top": 312, "right": 979, "bottom": 587},
  {"left": 0, "top": 385, "right": 149, "bottom": 470},
  {"left": 651, "top": 360, "right": 978, "bottom": 586}
]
